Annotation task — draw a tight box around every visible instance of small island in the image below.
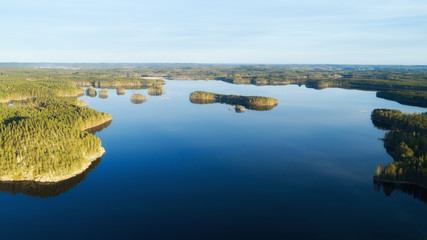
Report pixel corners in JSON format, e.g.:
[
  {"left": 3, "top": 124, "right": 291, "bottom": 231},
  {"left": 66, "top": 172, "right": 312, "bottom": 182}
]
[
  {"left": 99, "top": 90, "right": 109, "bottom": 99},
  {"left": 130, "top": 93, "right": 147, "bottom": 104},
  {"left": 116, "top": 88, "right": 126, "bottom": 95},
  {"left": 189, "top": 91, "right": 278, "bottom": 111},
  {"left": 86, "top": 88, "right": 97, "bottom": 97},
  {"left": 235, "top": 105, "right": 246, "bottom": 113}
]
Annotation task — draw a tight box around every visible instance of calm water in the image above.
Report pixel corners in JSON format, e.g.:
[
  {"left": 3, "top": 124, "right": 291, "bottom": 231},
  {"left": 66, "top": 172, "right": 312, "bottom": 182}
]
[{"left": 0, "top": 80, "right": 426, "bottom": 240}]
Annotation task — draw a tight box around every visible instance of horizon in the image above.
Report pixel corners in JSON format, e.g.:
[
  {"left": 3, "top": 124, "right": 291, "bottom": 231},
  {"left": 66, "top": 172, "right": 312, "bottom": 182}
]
[{"left": 1, "top": 62, "right": 427, "bottom": 66}]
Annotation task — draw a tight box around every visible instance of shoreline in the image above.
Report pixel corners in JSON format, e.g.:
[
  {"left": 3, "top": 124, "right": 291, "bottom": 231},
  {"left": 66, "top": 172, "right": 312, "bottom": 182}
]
[
  {"left": 81, "top": 116, "right": 113, "bottom": 131},
  {"left": 0, "top": 148, "right": 105, "bottom": 183}
]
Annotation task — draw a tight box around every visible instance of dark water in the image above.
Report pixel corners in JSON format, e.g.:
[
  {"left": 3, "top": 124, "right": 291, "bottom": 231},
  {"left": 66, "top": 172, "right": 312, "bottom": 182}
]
[{"left": 0, "top": 80, "right": 426, "bottom": 240}]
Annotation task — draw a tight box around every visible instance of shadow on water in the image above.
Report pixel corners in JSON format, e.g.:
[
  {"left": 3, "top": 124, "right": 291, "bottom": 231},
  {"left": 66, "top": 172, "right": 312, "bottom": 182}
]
[{"left": 0, "top": 120, "right": 112, "bottom": 198}]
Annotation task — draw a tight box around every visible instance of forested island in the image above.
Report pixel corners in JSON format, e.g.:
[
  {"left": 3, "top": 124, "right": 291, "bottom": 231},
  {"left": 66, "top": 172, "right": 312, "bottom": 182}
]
[
  {"left": 190, "top": 91, "right": 278, "bottom": 111},
  {"left": 372, "top": 109, "right": 427, "bottom": 190},
  {"left": 116, "top": 88, "right": 126, "bottom": 95},
  {"left": 148, "top": 85, "right": 165, "bottom": 96},
  {"left": 130, "top": 93, "right": 147, "bottom": 104},
  {"left": 99, "top": 90, "right": 108, "bottom": 99}
]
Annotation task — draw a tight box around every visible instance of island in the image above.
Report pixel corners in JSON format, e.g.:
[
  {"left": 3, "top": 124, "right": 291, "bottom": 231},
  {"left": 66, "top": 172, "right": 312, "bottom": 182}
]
[
  {"left": 86, "top": 87, "right": 97, "bottom": 97},
  {"left": 189, "top": 91, "right": 278, "bottom": 111},
  {"left": 99, "top": 90, "right": 109, "bottom": 99},
  {"left": 130, "top": 93, "right": 147, "bottom": 104},
  {"left": 116, "top": 88, "right": 126, "bottom": 95}
]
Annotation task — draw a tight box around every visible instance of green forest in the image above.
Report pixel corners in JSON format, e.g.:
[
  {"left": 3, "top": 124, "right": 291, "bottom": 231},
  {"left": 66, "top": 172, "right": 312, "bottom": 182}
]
[
  {"left": 372, "top": 110, "right": 427, "bottom": 189},
  {"left": 371, "top": 109, "right": 426, "bottom": 134},
  {"left": 0, "top": 98, "right": 111, "bottom": 182},
  {"left": 376, "top": 91, "right": 427, "bottom": 108}
]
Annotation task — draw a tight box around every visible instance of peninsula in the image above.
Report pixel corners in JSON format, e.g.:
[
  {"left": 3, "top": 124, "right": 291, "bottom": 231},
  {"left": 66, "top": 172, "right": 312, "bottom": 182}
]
[{"left": 372, "top": 109, "right": 427, "bottom": 189}]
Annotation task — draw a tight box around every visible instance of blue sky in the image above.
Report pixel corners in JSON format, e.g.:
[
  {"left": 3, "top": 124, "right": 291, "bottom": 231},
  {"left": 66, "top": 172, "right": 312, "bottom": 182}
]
[{"left": 0, "top": 0, "right": 426, "bottom": 64}]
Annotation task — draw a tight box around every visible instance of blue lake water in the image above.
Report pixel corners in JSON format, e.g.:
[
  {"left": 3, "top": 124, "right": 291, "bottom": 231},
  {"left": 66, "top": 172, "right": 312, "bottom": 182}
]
[{"left": 0, "top": 80, "right": 426, "bottom": 240}]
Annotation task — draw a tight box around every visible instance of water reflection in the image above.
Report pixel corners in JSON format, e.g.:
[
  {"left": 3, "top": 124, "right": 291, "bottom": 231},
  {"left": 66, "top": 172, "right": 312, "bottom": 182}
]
[
  {"left": 0, "top": 158, "right": 102, "bottom": 198},
  {"left": 190, "top": 98, "right": 277, "bottom": 111},
  {"left": 374, "top": 180, "right": 427, "bottom": 204},
  {"left": 0, "top": 119, "right": 111, "bottom": 198}
]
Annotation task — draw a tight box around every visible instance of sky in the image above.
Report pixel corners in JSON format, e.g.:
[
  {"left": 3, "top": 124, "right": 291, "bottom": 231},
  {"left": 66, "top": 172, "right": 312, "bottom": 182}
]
[{"left": 0, "top": 0, "right": 426, "bottom": 64}]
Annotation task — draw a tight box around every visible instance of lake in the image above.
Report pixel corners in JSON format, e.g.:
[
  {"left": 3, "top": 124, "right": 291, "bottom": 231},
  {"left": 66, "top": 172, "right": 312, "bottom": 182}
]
[{"left": 0, "top": 80, "right": 426, "bottom": 240}]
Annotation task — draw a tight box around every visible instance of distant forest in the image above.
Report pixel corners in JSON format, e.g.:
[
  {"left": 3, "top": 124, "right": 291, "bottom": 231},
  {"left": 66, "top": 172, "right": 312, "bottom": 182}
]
[{"left": 1, "top": 64, "right": 426, "bottom": 106}]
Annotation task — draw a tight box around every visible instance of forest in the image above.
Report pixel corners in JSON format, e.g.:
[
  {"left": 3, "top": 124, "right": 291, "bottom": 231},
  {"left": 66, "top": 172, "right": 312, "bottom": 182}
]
[
  {"left": 372, "top": 110, "right": 427, "bottom": 189},
  {"left": 0, "top": 97, "right": 111, "bottom": 182},
  {"left": 371, "top": 109, "right": 426, "bottom": 134},
  {"left": 376, "top": 91, "right": 427, "bottom": 108}
]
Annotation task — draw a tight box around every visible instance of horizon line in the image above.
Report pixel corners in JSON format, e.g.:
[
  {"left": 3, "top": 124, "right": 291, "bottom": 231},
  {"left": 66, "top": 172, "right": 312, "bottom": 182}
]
[{"left": 0, "top": 62, "right": 427, "bottom": 66}]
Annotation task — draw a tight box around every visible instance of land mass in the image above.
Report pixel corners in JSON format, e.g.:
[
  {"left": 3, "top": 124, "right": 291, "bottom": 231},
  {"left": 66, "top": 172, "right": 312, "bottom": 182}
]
[
  {"left": 190, "top": 91, "right": 278, "bottom": 111},
  {"left": 372, "top": 109, "right": 427, "bottom": 189},
  {"left": 0, "top": 98, "right": 112, "bottom": 183},
  {"left": 1, "top": 64, "right": 426, "bottom": 106}
]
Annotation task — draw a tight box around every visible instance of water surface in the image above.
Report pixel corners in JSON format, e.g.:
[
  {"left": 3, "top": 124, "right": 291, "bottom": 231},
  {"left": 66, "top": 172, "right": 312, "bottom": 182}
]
[{"left": 0, "top": 80, "right": 425, "bottom": 240}]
